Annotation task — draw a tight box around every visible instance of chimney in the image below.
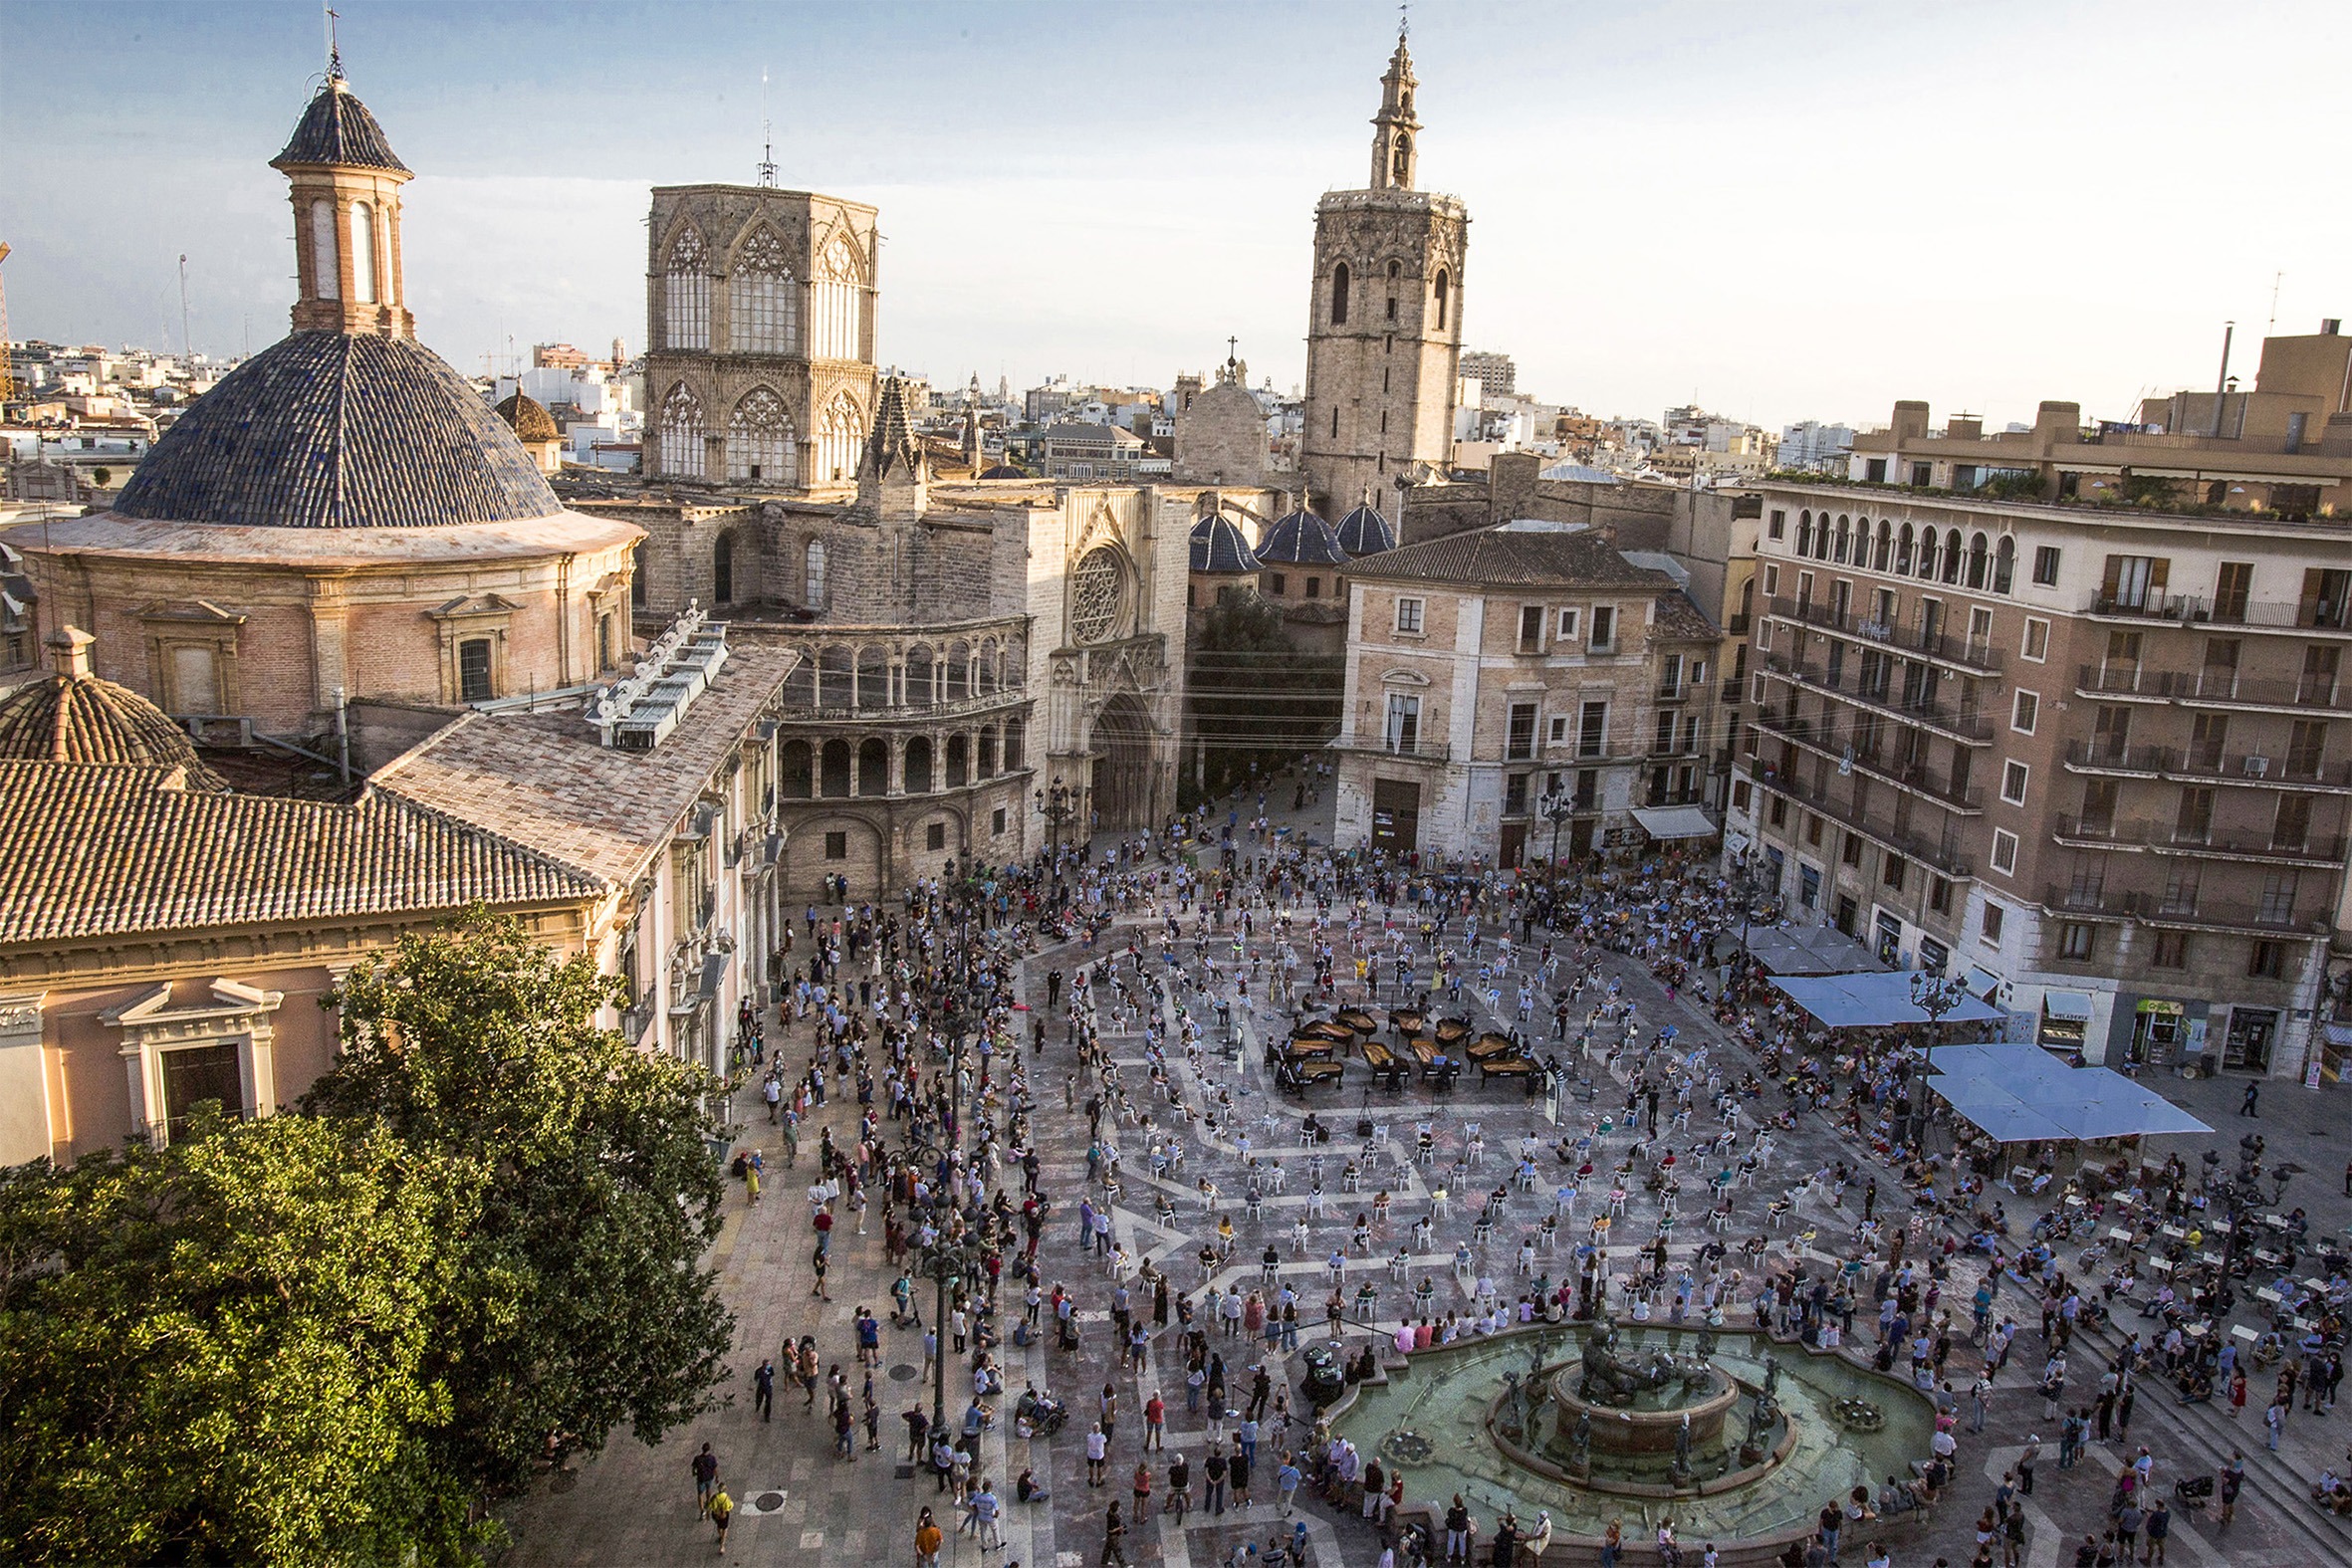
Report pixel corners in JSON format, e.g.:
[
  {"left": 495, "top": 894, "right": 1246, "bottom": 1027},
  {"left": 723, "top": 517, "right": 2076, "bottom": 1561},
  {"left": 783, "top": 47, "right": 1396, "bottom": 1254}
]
[
  {"left": 2033, "top": 401, "right": 2082, "bottom": 447},
  {"left": 2324, "top": 319, "right": 2342, "bottom": 336},
  {"left": 45, "top": 625, "right": 96, "bottom": 681},
  {"left": 1891, "top": 401, "right": 1931, "bottom": 443}
]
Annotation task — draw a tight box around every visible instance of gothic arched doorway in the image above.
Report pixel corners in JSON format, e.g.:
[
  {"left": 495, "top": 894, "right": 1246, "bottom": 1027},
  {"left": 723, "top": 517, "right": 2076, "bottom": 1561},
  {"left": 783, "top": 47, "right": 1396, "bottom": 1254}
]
[{"left": 1090, "top": 692, "right": 1155, "bottom": 830}]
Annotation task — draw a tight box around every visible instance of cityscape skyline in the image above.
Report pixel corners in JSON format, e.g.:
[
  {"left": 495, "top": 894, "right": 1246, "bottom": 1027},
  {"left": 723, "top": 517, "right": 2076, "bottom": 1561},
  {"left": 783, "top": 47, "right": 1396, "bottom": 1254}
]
[{"left": 4, "top": 0, "right": 2349, "bottom": 430}]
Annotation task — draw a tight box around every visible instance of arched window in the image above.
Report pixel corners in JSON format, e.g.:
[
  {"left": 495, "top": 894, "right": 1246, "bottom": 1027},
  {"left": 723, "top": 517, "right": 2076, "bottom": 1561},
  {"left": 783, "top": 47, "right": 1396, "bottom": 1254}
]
[
  {"left": 1834, "top": 515, "right": 1852, "bottom": 563},
  {"left": 1330, "top": 263, "right": 1350, "bottom": 326},
  {"left": 1434, "top": 269, "right": 1451, "bottom": 331},
  {"left": 818, "top": 646, "right": 852, "bottom": 707},
  {"left": 780, "top": 739, "right": 813, "bottom": 798},
  {"left": 1993, "top": 536, "right": 2015, "bottom": 594},
  {"left": 1917, "top": 529, "right": 1937, "bottom": 579},
  {"left": 1796, "top": 511, "right": 1813, "bottom": 557},
  {"left": 905, "top": 644, "right": 933, "bottom": 705},
  {"left": 816, "top": 393, "right": 864, "bottom": 485},
  {"left": 657, "top": 381, "right": 704, "bottom": 479},
  {"left": 1003, "top": 717, "right": 1024, "bottom": 773},
  {"left": 1967, "top": 532, "right": 1990, "bottom": 589},
  {"left": 713, "top": 530, "right": 736, "bottom": 603},
  {"left": 903, "top": 736, "right": 933, "bottom": 793},
  {"left": 1874, "top": 520, "right": 1892, "bottom": 572},
  {"left": 1896, "top": 524, "right": 1915, "bottom": 574},
  {"left": 946, "top": 641, "right": 971, "bottom": 701},
  {"left": 978, "top": 728, "right": 998, "bottom": 779},
  {"left": 350, "top": 201, "right": 375, "bottom": 304},
  {"left": 857, "top": 738, "right": 888, "bottom": 795},
  {"left": 804, "top": 540, "right": 826, "bottom": 608},
  {"left": 856, "top": 648, "right": 887, "bottom": 708},
  {"left": 664, "top": 225, "right": 708, "bottom": 350},
  {"left": 974, "top": 641, "right": 997, "bottom": 695},
  {"left": 725, "top": 385, "right": 797, "bottom": 484},
  {"left": 946, "top": 734, "right": 969, "bottom": 788},
  {"left": 811, "top": 232, "right": 864, "bottom": 360},
  {"left": 1942, "top": 528, "right": 1964, "bottom": 584},
  {"left": 728, "top": 225, "right": 797, "bottom": 353},
  {"left": 310, "top": 199, "right": 340, "bottom": 300}
]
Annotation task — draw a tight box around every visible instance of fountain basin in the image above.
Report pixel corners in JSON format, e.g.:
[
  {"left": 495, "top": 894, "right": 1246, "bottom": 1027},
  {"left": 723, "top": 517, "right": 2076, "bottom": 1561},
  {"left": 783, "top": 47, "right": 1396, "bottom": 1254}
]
[{"left": 1543, "top": 1363, "right": 1738, "bottom": 1457}]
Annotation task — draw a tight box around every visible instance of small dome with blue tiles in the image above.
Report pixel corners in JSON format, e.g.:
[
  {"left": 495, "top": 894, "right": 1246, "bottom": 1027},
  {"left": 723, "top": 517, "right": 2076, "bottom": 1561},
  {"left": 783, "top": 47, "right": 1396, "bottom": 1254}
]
[
  {"left": 1257, "top": 505, "right": 1348, "bottom": 567},
  {"left": 1334, "top": 502, "right": 1395, "bottom": 558},
  {"left": 1189, "top": 514, "right": 1262, "bottom": 574}
]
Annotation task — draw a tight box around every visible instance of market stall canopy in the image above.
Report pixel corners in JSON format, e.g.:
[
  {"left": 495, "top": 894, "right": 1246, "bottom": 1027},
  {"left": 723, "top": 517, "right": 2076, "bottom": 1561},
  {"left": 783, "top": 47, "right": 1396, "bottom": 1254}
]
[
  {"left": 1769, "top": 970, "right": 2005, "bottom": 1028},
  {"left": 1927, "top": 1042, "right": 2214, "bottom": 1144},
  {"left": 1631, "top": 804, "right": 1718, "bottom": 840},
  {"left": 1744, "top": 925, "right": 1884, "bottom": 977}
]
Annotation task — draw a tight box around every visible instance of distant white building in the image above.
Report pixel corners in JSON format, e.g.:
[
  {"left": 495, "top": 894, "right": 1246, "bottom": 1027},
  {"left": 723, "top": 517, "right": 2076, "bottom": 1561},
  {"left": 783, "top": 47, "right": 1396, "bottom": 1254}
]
[{"left": 1777, "top": 420, "right": 1855, "bottom": 471}]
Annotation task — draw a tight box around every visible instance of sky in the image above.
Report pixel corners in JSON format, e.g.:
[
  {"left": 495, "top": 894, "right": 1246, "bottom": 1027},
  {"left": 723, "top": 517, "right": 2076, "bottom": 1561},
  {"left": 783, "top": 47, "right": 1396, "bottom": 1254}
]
[{"left": 3, "top": 0, "right": 2347, "bottom": 432}]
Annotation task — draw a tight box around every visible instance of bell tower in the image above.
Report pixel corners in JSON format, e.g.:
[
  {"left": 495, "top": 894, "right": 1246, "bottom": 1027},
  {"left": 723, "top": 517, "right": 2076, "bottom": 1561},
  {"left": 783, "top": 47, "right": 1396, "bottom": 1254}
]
[
  {"left": 274, "top": 54, "right": 415, "bottom": 338},
  {"left": 1300, "top": 30, "right": 1468, "bottom": 516},
  {"left": 1369, "top": 33, "right": 1419, "bottom": 192}
]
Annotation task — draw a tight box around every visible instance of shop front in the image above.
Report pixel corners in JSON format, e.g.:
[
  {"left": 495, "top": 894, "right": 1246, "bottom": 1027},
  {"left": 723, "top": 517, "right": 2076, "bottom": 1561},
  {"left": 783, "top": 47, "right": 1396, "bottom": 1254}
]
[
  {"left": 2037, "top": 990, "right": 2093, "bottom": 1056},
  {"left": 2127, "top": 999, "right": 2187, "bottom": 1069},
  {"left": 2222, "top": 1006, "right": 2279, "bottom": 1073}
]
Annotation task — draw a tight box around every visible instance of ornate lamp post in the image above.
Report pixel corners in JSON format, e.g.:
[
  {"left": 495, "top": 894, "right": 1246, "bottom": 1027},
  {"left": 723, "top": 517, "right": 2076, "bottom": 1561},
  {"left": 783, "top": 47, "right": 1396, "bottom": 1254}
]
[
  {"left": 1909, "top": 971, "right": 1971, "bottom": 1150},
  {"left": 1536, "top": 785, "right": 1576, "bottom": 919},
  {"left": 1037, "top": 776, "right": 1076, "bottom": 883}
]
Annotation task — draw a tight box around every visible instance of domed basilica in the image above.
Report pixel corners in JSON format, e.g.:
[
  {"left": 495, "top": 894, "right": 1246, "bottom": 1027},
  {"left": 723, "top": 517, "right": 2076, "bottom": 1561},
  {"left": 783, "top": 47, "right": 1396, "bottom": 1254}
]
[{"left": 13, "top": 65, "right": 642, "bottom": 740}]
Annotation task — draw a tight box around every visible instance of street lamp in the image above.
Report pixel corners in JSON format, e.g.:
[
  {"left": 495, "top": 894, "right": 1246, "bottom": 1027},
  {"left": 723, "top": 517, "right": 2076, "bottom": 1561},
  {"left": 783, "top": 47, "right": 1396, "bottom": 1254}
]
[
  {"left": 1536, "top": 786, "right": 1576, "bottom": 920},
  {"left": 1908, "top": 971, "right": 1971, "bottom": 1150},
  {"left": 1037, "top": 777, "right": 1076, "bottom": 883}
]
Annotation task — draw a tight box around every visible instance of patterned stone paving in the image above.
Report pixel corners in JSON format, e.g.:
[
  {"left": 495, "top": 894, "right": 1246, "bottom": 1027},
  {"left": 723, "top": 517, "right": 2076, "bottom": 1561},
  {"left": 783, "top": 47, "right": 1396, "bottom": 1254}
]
[{"left": 502, "top": 794, "right": 2347, "bottom": 1568}]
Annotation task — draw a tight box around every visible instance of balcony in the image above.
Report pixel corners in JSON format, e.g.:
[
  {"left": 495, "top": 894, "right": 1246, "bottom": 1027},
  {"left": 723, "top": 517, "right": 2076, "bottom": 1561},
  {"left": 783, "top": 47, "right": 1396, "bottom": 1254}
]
[
  {"left": 1755, "top": 707, "right": 1985, "bottom": 810},
  {"left": 2062, "top": 739, "right": 2352, "bottom": 789},
  {"left": 1747, "top": 765, "right": 1975, "bottom": 877},
  {"left": 1728, "top": 612, "right": 1753, "bottom": 636},
  {"left": 2073, "top": 663, "right": 2352, "bottom": 716},
  {"left": 1333, "top": 735, "right": 1452, "bottom": 764},
  {"left": 1766, "top": 595, "right": 2002, "bottom": 673},
  {"left": 2041, "top": 883, "right": 2324, "bottom": 935},
  {"left": 1762, "top": 652, "right": 1995, "bottom": 743},
  {"left": 1655, "top": 679, "right": 1713, "bottom": 703},
  {"left": 2051, "top": 815, "right": 2348, "bottom": 865},
  {"left": 2085, "top": 592, "right": 2352, "bottom": 633}
]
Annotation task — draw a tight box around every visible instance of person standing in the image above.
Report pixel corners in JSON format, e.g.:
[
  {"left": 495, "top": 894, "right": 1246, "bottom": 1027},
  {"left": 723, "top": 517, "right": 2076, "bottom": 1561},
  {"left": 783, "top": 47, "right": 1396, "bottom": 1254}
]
[
  {"left": 2218, "top": 1453, "right": 2244, "bottom": 1524},
  {"left": 2241, "top": 1081, "right": 2259, "bottom": 1116},
  {"left": 2142, "top": 1497, "right": 2169, "bottom": 1566},
  {"left": 753, "top": 1359, "right": 776, "bottom": 1423},
  {"left": 915, "top": 1505, "right": 944, "bottom": 1568}
]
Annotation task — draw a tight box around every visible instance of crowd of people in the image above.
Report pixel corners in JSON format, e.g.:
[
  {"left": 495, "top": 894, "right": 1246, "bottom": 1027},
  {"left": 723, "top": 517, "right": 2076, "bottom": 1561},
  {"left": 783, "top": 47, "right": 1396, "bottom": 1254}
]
[{"left": 674, "top": 760, "right": 2346, "bottom": 1567}]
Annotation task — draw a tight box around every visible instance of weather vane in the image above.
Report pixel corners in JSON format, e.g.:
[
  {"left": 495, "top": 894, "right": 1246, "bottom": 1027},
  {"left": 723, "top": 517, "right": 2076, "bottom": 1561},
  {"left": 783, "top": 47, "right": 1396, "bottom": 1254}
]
[
  {"left": 1399, "top": 0, "right": 1410, "bottom": 41},
  {"left": 324, "top": 4, "right": 344, "bottom": 80}
]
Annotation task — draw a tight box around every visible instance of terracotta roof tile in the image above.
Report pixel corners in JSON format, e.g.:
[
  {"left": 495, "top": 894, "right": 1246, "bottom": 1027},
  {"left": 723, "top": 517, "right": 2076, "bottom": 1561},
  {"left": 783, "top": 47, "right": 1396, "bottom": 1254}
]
[{"left": 0, "top": 762, "right": 600, "bottom": 947}]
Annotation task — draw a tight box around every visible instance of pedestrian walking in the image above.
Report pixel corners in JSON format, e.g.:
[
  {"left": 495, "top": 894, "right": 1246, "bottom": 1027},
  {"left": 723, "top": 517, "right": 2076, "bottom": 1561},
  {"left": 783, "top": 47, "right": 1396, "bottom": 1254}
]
[
  {"left": 754, "top": 1359, "right": 775, "bottom": 1423},
  {"left": 692, "top": 1442, "right": 719, "bottom": 1516}
]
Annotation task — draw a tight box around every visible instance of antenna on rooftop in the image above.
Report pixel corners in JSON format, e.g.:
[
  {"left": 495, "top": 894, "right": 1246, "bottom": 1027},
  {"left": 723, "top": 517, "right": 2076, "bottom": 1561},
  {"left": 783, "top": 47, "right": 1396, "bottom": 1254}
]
[
  {"left": 177, "top": 254, "right": 191, "bottom": 361},
  {"left": 758, "top": 68, "right": 777, "bottom": 187},
  {"left": 2268, "top": 270, "right": 2284, "bottom": 336}
]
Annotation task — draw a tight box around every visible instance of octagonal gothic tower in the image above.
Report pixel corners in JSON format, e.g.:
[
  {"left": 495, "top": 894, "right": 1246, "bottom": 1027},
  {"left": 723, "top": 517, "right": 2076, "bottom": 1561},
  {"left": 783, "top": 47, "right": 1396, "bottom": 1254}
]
[{"left": 1300, "top": 31, "right": 1468, "bottom": 518}]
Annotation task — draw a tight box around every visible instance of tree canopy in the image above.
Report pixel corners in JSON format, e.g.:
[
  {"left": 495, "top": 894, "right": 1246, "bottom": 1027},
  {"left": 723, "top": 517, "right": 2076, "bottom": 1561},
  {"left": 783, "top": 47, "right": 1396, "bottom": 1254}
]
[{"left": 1, "top": 910, "right": 735, "bottom": 1565}]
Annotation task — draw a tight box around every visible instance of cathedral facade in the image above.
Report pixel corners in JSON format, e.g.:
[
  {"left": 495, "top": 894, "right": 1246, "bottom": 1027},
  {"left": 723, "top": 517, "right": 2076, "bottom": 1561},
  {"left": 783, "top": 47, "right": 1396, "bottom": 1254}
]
[
  {"left": 641, "top": 185, "right": 882, "bottom": 495},
  {"left": 1299, "top": 34, "right": 1468, "bottom": 516}
]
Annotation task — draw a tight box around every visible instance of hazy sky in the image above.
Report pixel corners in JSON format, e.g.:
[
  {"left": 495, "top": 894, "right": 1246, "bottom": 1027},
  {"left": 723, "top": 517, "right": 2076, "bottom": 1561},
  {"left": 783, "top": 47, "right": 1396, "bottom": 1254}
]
[{"left": 3, "top": 0, "right": 2345, "bottom": 431}]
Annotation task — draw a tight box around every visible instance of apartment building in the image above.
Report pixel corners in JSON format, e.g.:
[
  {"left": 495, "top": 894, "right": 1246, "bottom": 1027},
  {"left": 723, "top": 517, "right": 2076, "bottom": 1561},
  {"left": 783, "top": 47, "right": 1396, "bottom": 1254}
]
[
  {"left": 1729, "top": 467, "right": 2352, "bottom": 1082},
  {"left": 1332, "top": 520, "right": 1725, "bottom": 867}
]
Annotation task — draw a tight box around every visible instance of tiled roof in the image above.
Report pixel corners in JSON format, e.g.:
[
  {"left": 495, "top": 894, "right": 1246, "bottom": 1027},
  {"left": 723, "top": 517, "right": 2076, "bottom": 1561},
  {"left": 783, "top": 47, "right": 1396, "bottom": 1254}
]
[
  {"left": 1334, "top": 503, "right": 1396, "bottom": 557},
  {"left": 1343, "top": 524, "right": 1665, "bottom": 587},
  {"left": 113, "top": 332, "right": 564, "bottom": 529},
  {"left": 0, "top": 762, "right": 600, "bottom": 947},
  {"left": 0, "top": 670, "right": 227, "bottom": 786},
  {"left": 1654, "top": 589, "right": 1723, "bottom": 640},
  {"left": 495, "top": 390, "right": 560, "bottom": 444},
  {"left": 1188, "top": 515, "right": 1262, "bottom": 573},
  {"left": 375, "top": 639, "right": 802, "bottom": 888},
  {"left": 1259, "top": 507, "right": 1348, "bottom": 566},
  {"left": 271, "top": 80, "right": 409, "bottom": 173}
]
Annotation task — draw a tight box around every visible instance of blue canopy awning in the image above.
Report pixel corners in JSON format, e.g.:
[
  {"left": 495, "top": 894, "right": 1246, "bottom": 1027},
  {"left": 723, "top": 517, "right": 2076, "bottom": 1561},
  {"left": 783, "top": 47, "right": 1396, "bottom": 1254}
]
[
  {"left": 1770, "top": 970, "right": 2006, "bottom": 1029},
  {"left": 1927, "top": 1042, "right": 2214, "bottom": 1143}
]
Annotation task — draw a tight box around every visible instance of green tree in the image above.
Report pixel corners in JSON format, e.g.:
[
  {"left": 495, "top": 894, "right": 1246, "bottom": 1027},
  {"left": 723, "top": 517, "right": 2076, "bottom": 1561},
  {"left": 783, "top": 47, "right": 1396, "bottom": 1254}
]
[
  {"left": 0, "top": 1111, "right": 479, "bottom": 1566},
  {"left": 1187, "top": 592, "right": 1343, "bottom": 800},
  {"left": 307, "top": 910, "right": 734, "bottom": 1499}
]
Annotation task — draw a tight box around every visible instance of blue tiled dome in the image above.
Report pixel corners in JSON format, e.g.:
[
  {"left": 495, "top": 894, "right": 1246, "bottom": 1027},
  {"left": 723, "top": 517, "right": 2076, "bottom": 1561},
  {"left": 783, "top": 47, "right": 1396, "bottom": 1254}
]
[
  {"left": 113, "top": 332, "right": 565, "bottom": 529},
  {"left": 1258, "top": 506, "right": 1348, "bottom": 566},
  {"left": 1188, "top": 515, "right": 1262, "bottom": 573},
  {"left": 1334, "top": 502, "right": 1395, "bottom": 557}
]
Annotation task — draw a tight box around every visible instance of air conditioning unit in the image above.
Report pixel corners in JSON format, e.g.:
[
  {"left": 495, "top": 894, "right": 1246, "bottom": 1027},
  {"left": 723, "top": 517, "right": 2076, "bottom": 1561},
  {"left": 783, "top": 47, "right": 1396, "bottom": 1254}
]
[{"left": 2243, "top": 756, "right": 2270, "bottom": 778}]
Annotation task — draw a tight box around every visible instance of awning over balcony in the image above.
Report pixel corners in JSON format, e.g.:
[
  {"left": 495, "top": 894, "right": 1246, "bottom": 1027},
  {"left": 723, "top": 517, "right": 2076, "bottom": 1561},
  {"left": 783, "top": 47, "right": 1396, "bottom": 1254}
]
[{"left": 1631, "top": 804, "right": 1718, "bottom": 840}]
